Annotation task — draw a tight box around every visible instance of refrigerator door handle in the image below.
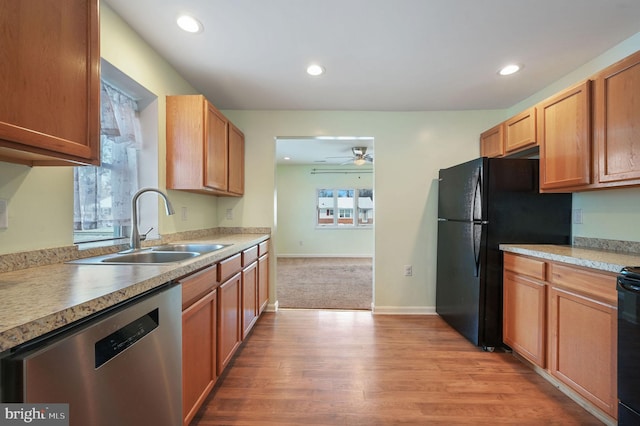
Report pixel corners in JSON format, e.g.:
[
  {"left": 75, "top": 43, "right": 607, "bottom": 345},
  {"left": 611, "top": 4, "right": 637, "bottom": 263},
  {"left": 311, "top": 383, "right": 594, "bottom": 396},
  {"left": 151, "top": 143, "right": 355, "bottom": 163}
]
[
  {"left": 473, "top": 222, "right": 483, "bottom": 277},
  {"left": 472, "top": 172, "right": 482, "bottom": 221}
]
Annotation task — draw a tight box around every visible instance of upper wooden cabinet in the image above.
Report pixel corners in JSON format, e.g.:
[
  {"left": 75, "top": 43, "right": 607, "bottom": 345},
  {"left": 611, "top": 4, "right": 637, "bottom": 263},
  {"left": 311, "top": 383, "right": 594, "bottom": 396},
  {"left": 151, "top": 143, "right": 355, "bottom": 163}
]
[
  {"left": 594, "top": 50, "right": 640, "bottom": 187},
  {"left": 166, "top": 95, "right": 244, "bottom": 196},
  {"left": 479, "top": 108, "right": 536, "bottom": 158},
  {"left": 504, "top": 108, "right": 536, "bottom": 154},
  {"left": 228, "top": 123, "right": 245, "bottom": 196},
  {"left": 538, "top": 81, "right": 592, "bottom": 191},
  {"left": 480, "top": 123, "right": 504, "bottom": 157},
  {"left": 0, "top": 0, "right": 100, "bottom": 166}
]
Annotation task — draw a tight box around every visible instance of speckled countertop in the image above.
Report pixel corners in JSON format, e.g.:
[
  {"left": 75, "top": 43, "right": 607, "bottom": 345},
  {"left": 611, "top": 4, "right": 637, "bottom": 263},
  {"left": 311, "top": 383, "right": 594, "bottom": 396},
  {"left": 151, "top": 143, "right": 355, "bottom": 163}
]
[
  {"left": 500, "top": 244, "right": 640, "bottom": 273},
  {"left": 0, "top": 233, "right": 269, "bottom": 353}
]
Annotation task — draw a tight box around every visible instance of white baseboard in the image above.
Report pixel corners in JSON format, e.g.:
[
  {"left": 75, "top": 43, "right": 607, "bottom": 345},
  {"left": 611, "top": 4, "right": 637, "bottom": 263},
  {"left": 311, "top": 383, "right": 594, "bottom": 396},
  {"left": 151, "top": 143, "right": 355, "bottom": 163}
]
[
  {"left": 372, "top": 306, "right": 437, "bottom": 315},
  {"left": 265, "top": 300, "right": 279, "bottom": 312}
]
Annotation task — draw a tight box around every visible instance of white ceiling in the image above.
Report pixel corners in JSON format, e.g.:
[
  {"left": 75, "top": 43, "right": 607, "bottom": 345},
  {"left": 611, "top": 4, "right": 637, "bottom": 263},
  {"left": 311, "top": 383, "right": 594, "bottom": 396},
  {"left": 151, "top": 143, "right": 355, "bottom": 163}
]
[
  {"left": 276, "top": 137, "right": 374, "bottom": 166},
  {"left": 104, "top": 0, "right": 640, "bottom": 163}
]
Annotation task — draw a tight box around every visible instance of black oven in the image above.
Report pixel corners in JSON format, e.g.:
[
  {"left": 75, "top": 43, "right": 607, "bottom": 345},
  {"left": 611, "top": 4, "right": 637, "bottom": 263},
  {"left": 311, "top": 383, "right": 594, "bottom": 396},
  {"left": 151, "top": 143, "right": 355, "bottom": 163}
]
[{"left": 618, "top": 267, "right": 640, "bottom": 424}]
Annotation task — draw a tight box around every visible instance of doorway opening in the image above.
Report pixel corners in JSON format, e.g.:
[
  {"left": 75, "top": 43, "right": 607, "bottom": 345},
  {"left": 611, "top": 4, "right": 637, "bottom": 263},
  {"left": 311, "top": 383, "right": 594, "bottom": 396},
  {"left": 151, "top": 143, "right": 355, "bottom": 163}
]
[{"left": 274, "top": 136, "right": 375, "bottom": 310}]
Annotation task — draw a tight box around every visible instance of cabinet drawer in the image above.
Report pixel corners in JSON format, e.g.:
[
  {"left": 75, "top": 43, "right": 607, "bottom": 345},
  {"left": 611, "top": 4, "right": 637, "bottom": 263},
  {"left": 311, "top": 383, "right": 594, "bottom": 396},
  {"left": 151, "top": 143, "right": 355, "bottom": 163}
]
[
  {"left": 258, "top": 240, "right": 269, "bottom": 256},
  {"left": 242, "top": 246, "right": 258, "bottom": 267},
  {"left": 503, "top": 253, "right": 546, "bottom": 281},
  {"left": 180, "top": 264, "right": 218, "bottom": 310},
  {"left": 548, "top": 263, "right": 617, "bottom": 305},
  {"left": 218, "top": 253, "right": 242, "bottom": 282}
]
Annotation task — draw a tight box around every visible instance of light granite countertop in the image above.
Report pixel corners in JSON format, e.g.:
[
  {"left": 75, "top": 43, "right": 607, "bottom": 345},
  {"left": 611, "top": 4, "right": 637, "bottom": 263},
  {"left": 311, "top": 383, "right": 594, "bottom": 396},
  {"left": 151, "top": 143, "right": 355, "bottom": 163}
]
[
  {"left": 0, "top": 233, "right": 269, "bottom": 353},
  {"left": 500, "top": 244, "right": 640, "bottom": 273}
]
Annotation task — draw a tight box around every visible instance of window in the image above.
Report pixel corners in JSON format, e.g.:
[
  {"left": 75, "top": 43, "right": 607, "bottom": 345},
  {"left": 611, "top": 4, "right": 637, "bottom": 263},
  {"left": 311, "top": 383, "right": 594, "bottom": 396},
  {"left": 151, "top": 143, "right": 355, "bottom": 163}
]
[
  {"left": 73, "top": 81, "right": 141, "bottom": 244},
  {"left": 72, "top": 57, "right": 164, "bottom": 246},
  {"left": 316, "top": 188, "right": 373, "bottom": 227}
]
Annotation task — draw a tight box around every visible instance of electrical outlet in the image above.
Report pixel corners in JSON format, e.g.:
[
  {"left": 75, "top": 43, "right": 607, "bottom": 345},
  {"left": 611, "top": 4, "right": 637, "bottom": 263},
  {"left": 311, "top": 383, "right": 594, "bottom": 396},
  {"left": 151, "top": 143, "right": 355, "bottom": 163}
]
[
  {"left": 0, "top": 199, "right": 7, "bottom": 229},
  {"left": 404, "top": 265, "right": 413, "bottom": 277},
  {"left": 572, "top": 208, "right": 583, "bottom": 224}
]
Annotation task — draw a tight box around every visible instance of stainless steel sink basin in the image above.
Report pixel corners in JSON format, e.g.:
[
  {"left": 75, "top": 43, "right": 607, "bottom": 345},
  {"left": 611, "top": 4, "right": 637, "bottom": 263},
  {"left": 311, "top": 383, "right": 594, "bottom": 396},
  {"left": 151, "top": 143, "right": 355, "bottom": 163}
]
[
  {"left": 150, "top": 243, "right": 229, "bottom": 254},
  {"left": 68, "top": 242, "right": 230, "bottom": 265},
  {"left": 101, "top": 251, "right": 199, "bottom": 264},
  {"left": 69, "top": 250, "right": 200, "bottom": 265}
]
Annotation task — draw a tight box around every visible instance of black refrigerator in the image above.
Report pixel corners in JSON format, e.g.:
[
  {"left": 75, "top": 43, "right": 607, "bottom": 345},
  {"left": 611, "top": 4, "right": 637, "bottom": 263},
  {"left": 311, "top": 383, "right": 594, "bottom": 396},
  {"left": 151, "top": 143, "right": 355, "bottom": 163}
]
[{"left": 436, "top": 157, "right": 571, "bottom": 350}]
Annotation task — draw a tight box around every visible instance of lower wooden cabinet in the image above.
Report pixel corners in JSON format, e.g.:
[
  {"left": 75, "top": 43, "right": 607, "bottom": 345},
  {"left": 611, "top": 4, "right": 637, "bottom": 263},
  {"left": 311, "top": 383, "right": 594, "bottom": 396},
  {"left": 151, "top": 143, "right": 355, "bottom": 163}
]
[
  {"left": 547, "top": 263, "right": 618, "bottom": 418},
  {"left": 241, "top": 261, "right": 258, "bottom": 339},
  {"left": 182, "top": 289, "right": 217, "bottom": 426},
  {"left": 179, "top": 239, "right": 270, "bottom": 422},
  {"left": 258, "top": 251, "right": 269, "bottom": 314},
  {"left": 503, "top": 252, "right": 618, "bottom": 420},
  {"left": 180, "top": 265, "right": 218, "bottom": 426},
  {"left": 503, "top": 271, "right": 546, "bottom": 367},
  {"left": 217, "top": 272, "right": 242, "bottom": 375}
]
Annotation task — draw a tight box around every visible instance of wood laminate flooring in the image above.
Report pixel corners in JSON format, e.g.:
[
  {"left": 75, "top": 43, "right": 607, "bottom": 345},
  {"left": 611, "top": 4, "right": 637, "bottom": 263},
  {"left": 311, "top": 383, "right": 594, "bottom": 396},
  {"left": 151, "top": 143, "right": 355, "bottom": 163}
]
[{"left": 191, "top": 310, "right": 603, "bottom": 425}]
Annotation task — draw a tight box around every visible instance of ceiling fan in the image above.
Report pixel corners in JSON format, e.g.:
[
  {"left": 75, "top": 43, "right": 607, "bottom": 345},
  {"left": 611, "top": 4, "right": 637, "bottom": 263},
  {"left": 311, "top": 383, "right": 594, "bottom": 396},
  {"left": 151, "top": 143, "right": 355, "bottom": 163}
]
[{"left": 328, "top": 147, "right": 374, "bottom": 166}]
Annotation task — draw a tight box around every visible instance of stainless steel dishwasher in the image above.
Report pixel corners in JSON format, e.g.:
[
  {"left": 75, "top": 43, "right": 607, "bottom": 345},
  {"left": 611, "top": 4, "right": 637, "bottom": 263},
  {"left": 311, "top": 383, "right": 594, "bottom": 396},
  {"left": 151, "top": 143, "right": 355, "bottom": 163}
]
[{"left": 1, "top": 284, "right": 182, "bottom": 426}]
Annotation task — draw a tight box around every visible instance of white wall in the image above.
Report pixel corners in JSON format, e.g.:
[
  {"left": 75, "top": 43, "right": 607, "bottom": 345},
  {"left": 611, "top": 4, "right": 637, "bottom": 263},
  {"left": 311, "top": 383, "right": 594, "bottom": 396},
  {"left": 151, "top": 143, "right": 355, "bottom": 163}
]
[
  {"left": 276, "top": 164, "right": 373, "bottom": 257},
  {"left": 100, "top": 4, "right": 220, "bottom": 236},
  {"left": 221, "top": 110, "right": 503, "bottom": 312}
]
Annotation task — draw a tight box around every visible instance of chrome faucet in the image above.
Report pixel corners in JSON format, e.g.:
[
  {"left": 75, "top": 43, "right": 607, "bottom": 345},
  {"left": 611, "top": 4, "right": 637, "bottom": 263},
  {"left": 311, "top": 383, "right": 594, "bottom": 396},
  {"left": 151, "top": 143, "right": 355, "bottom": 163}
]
[{"left": 130, "top": 188, "right": 175, "bottom": 250}]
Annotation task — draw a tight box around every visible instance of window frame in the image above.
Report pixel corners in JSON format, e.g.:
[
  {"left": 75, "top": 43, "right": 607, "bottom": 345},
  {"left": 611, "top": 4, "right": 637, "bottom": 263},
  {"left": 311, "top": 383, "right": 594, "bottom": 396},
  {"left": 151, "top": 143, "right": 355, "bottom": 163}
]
[
  {"left": 73, "top": 59, "right": 158, "bottom": 248},
  {"left": 316, "top": 187, "right": 374, "bottom": 229}
]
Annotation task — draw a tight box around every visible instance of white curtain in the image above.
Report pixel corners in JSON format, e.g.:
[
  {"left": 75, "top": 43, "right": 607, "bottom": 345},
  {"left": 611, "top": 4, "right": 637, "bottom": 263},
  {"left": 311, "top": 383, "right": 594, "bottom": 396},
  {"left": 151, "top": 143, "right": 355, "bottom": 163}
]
[{"left": 73, "top": 81, "right": 141, "bottom": 232}]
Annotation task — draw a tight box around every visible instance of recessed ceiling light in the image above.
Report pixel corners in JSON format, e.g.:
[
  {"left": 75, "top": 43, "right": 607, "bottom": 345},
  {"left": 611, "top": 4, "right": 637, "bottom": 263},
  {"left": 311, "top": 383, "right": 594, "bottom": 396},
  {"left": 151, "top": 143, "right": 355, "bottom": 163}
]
[
  {"left": 177, "top": 15, "right": 203, "bottom": 33},
  {"left": 498, "top": 64, "right": 521, "bottom": 76},
  {"left": 306, "top": 64, "right": 325, "bottom": 76},
  {"left": 283, "top": 156, "right": 291, "bottom": 161}
]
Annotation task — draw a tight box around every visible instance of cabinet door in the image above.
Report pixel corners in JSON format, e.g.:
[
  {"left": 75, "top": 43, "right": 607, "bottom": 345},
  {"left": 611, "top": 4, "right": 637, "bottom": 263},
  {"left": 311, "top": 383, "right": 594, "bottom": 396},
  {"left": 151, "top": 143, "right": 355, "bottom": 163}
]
[
  {"left": 241, "top": 261, "right": 258, "bottom": 339},
  {"left": 182, "top": 289, "right": 217, "bottom": 426},
  {"left": 480, "top": 123, "right": 504, "bottom": 158},
  {"left": 204, "top": 102, "right": 229, "bottom": 191},
  {"left": 228, "top": 123, "right": 245, "bottom": 195},
  {"left": 0, "top": 0, "right": 100, "bottom": 166},
  {"left": 258, "top": 253, "right": 270, "bottom": 314},
  {"left": 538, "top": 81, "right": 592, "bottom": 191},
  {"left": 217, "top": 272, "right": 241, "bottom": 374},
  {"left": 503, "top": 271, "right": 546, "bottom": 367},
  {"left": 548, "top": 286, "right": 617, "bottom": 417},
  {"left": 505, "top": 108, "right": 536, "bottom": 154},
  {"left": 595, "top": 50, "right": 640, "bottom": 185}
]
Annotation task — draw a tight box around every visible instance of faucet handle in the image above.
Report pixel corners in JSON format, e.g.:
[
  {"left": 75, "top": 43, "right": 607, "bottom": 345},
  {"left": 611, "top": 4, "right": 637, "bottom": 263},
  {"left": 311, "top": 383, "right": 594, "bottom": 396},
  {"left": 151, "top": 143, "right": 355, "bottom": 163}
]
[{"left": 140, "top": 227, "right": 154, "bottom": 241}]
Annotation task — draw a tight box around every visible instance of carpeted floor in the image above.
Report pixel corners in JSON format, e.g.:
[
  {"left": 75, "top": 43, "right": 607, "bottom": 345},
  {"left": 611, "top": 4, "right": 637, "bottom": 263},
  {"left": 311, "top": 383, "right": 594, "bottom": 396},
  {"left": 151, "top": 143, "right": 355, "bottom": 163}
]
[{"left": 277, "top": 257, "right": 372, "bottom": 310}]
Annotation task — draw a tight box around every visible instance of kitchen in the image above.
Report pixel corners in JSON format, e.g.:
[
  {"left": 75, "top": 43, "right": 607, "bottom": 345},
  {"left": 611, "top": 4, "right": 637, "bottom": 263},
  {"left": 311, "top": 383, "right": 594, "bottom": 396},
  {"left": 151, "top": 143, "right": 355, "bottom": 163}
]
[{"left": 2, "top": 0, "right": 640, "bottom": 425}]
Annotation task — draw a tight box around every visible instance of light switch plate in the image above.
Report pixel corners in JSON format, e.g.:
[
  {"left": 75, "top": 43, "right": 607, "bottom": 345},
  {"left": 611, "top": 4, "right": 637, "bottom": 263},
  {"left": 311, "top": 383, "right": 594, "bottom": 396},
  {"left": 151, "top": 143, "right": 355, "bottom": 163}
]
[
  {"left": 572, "top": 208, "right": 583, "bottom": 224},
  {"left": 0, "top": 199, "right": 7, "bottom": 229}
]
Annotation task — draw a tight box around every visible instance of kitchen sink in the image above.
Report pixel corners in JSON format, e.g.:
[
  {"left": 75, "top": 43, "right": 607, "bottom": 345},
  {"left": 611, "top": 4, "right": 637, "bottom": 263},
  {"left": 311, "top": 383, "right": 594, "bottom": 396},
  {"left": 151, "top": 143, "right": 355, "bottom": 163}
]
[
  {"left": 101, "top": 251, "right": 199, "bottom": 264},
  {"left": 150, "top": 243, "right": 229, "bottom": 254},
  {"left": 68, "top": 242, "right": 230, "bottom": 265}
]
